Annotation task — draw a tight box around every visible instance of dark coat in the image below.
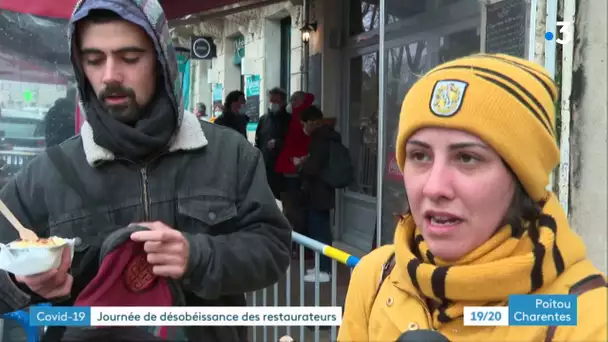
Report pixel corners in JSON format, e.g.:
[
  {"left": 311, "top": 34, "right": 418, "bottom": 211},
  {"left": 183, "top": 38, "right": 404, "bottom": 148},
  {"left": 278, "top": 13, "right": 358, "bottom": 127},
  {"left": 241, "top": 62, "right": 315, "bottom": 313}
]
[
  {"left": 214, "top": 111, "right": 249, "bottom": 137},
  {"left": 254, "top": 108, "right": 291, "bottom": 198},
  {"left": 0, "top": 119, "right": 291, "bottom": 342},
  {"left": 298, "top": 125, "right": 339, "bottom": 211}
]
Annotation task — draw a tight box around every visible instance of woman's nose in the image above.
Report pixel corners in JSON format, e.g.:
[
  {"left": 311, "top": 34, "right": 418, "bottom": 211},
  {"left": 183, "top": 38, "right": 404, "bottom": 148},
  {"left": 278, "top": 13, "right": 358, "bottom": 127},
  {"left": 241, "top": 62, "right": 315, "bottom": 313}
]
[{"left": 421, "top": 162, "right": 455, "bottom": 201}]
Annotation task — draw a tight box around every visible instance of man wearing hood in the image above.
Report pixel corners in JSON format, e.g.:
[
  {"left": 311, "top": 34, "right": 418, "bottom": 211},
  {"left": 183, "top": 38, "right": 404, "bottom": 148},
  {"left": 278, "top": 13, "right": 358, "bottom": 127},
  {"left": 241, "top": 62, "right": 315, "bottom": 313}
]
[{"left": 0, "top": 2, "right": 291, "bottom": 342}]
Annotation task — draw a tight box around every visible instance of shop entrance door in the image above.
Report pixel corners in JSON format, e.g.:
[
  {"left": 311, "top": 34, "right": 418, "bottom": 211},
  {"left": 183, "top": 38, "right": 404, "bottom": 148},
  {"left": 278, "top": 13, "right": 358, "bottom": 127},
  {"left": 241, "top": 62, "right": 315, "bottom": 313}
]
[
  {"left": 378, "top": 18, "right": 481, "bottom": 246},
  {"left": 338, "top": 46, "right": 380, "bottom": 253}
]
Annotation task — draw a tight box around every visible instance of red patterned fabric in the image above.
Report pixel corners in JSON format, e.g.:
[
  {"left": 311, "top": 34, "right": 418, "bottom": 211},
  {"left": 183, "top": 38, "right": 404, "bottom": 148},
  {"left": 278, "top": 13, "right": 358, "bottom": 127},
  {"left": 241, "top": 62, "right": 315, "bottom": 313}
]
[{"left": 74, "top": 239, "right": 172, "bottom": 307}]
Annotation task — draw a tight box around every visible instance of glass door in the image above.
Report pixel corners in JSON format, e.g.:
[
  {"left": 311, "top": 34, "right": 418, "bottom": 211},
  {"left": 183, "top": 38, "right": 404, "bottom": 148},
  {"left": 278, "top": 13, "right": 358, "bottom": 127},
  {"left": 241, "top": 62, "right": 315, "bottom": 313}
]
[
  {"left": 377, "top": 22, "right": 481, "bottom": 246},
  {"left": 338, "top": 47, "right": 380, "bottom": 253}
]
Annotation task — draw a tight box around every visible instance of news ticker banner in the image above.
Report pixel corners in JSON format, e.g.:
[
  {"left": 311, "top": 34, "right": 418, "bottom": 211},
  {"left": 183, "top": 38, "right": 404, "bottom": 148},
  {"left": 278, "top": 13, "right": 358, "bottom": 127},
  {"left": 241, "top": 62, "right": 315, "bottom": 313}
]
[
  {"left": 29, "top": 307, "right": 342, "bottom": 327},
  {"left": 464, "top": 295, "right": 577, "bottom": 326},
  {"left": 29, "top": 294, "right": 576, "bottom": 328}
]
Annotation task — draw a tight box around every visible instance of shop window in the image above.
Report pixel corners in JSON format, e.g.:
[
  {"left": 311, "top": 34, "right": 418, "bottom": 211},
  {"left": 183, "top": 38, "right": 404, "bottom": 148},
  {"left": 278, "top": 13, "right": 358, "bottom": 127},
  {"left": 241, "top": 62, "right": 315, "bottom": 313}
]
[
  {"left": 439, "top": 27, "right": 481, "bottom": 63},
  {"left": 349, "top": 0, "right": 380, "bottom": 36},
  {"left": 347, "top": 51, "right": 379, "bottom": 197},
  {"left": 280, "top": 17, "right": 292, "bottom": 95},
  {"left": 384, "top": 0, "right": 425, "bottom": 24}
]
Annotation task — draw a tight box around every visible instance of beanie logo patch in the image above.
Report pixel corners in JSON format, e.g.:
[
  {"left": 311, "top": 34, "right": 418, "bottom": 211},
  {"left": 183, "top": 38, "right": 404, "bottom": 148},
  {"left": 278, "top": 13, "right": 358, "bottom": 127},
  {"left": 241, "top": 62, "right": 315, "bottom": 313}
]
[
  {"left": 123, "top": 252, "right": 158, "bottom": 293},
  {"left": 430, "top": 80, "right": 468, "bottom": 117}
]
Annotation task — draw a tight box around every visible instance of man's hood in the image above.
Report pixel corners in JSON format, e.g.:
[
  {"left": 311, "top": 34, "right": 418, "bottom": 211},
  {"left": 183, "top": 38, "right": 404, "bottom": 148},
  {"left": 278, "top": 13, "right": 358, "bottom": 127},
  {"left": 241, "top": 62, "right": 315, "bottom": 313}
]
[{"left": 67, "top": 0, "right": 183, "bottom": 127}]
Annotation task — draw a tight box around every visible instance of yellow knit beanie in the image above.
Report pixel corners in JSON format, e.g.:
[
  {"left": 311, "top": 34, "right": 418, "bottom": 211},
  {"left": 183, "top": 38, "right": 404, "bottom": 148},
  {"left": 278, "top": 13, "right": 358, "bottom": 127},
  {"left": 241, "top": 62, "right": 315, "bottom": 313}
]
[{"left": 396, "top": 53, "right": 559, "bottom": 201}]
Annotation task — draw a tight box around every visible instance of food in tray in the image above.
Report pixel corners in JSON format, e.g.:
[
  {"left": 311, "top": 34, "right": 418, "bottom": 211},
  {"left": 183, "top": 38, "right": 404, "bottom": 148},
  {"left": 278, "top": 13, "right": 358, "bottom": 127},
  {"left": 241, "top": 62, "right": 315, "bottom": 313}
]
[{"left": 9, "top": 236, "right": 66, "bottom": 248}]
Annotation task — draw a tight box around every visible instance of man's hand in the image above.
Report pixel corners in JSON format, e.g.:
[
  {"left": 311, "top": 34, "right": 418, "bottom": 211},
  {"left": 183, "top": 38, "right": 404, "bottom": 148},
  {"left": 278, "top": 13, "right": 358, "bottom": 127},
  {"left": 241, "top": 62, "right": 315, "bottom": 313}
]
[
  {"left": 267, "top": 139, "right": 276, "bottom": 150},
  {"left": 130, "top": 221, "right": 190, "bottom": 279},
  {"left": 14, "top": 247, "right": 73, "bottom": 299}
]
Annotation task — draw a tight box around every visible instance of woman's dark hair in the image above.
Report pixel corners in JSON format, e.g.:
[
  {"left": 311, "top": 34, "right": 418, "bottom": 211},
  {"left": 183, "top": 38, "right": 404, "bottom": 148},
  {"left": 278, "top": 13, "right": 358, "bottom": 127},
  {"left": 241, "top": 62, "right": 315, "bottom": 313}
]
[
  {"left": 224, "top": 90, "right": 245, "bottom": 113},
  {"left": 300, "top": 105, "right": 323, "bottom": 122},
  {"left": 502, "top": 179, "right": 543, "bottom": 236}
]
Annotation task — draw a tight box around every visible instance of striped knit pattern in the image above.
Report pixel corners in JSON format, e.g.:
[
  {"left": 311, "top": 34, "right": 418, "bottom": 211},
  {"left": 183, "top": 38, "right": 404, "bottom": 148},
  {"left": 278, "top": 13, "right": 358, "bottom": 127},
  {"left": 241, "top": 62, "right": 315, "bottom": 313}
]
[
  {"left": 396, "top": 53, "right": 560, "bottom": 201},
  {"left": 394, "top": 193, "right": 587, "bottom": 328}
]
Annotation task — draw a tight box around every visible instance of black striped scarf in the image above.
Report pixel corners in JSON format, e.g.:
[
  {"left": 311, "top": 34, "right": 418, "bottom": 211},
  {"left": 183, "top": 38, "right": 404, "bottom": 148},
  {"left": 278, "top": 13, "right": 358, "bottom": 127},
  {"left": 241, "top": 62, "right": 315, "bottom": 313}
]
[{"left": 394, "top": 193, "right": 587, "bottom": 328}]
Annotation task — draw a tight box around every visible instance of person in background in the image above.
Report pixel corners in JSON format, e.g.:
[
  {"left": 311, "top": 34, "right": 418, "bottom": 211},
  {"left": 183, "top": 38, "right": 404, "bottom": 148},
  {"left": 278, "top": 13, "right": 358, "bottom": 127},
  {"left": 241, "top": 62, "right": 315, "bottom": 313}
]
[
  {"left": 195, "top": 102, "right": 207, "bottom": 119},
  {"left": 0, "top": 2, "right": 291, "bottom": 341},
  {"left": 275, "top": 91, "right": 315, "bottom": 256},
  {"left": 255, "top": 87, "right": 291, "bottom": 199},
  {"left": 296, "top": 106, "right": 338, "bottom": 283},
  {"left": 44, "top": 87, "right": 77, "bottom": 148},
  {"left": 338, "top": 54, "right": 607, "bottom": 341},
  {"left": 214, "top": 90, "right": 249, "bottom": 137}
]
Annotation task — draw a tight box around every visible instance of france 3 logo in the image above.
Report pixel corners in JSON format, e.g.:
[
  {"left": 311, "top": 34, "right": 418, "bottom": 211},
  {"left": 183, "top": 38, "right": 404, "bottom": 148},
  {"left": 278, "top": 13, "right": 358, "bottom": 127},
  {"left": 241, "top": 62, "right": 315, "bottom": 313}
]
[{"left": 545, "top": 21, "right": 574, "bottom": 45}]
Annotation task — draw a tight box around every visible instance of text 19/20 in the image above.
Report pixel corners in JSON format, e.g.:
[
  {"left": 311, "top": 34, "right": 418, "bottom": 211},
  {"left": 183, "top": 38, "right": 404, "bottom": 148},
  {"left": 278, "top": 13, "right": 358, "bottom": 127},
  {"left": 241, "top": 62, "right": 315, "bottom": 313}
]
[{"left": 463, "top": 306, "right": 509, "bottom": 326}]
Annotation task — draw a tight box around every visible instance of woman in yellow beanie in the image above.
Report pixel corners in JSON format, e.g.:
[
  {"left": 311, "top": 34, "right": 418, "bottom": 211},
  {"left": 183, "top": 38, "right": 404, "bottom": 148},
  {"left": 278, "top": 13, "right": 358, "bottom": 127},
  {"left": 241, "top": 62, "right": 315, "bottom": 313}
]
[{"left": 337, "top": 54, "right": 607, "bottom": 342}]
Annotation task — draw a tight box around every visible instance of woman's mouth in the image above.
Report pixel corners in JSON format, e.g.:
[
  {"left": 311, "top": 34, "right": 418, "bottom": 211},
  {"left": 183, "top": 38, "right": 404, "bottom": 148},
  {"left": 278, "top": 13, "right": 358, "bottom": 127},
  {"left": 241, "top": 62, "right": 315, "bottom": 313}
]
[{"left": 424, "top": 212, "right": 464, "bottom": 235}]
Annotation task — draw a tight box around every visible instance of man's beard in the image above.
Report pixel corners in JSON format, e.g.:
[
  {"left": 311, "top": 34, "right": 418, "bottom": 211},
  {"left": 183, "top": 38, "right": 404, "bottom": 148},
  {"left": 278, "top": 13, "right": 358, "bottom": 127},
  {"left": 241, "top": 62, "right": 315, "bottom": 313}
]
[{"left": 98, "top": 85, "right": 140, "bottom": 124}]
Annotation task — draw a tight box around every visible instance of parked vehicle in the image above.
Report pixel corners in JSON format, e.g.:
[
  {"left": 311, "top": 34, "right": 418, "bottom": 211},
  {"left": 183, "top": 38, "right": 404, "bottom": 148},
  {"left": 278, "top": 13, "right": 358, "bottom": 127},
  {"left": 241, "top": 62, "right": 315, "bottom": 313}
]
[{"left": 0, "top": 108, "right": 45, "bottom": 188}]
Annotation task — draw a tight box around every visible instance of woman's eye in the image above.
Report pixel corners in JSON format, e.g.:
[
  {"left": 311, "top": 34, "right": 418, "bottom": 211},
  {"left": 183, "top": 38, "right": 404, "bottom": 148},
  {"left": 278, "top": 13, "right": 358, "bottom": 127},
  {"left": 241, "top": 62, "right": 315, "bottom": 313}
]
[
  {"left": 123, "top": 57, "right": 139, "bottom": 64},
  {"left": 458, "top": 153, "right": 478, "bottom": 164},
  {"left": 408, "top": 151, "right": 429, "bottom": 162}
]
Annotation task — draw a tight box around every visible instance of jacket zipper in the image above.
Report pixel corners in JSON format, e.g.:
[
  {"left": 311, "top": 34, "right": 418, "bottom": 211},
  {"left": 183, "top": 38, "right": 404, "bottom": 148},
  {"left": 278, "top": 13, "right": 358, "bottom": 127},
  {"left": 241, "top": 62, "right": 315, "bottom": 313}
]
[{"left": 140, "top": 167, "right": 151, "bottom": 220}]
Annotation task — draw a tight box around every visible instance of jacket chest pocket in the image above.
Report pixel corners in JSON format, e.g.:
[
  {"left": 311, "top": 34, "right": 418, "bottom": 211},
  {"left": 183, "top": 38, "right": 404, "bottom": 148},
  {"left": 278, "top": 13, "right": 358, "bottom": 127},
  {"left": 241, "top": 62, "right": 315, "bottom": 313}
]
[
  {"left": 177, "top": 195, "right": 238, "bottom": 235},
  {"left": 49, "top": 212, "right": 119, "bottom": 278}
]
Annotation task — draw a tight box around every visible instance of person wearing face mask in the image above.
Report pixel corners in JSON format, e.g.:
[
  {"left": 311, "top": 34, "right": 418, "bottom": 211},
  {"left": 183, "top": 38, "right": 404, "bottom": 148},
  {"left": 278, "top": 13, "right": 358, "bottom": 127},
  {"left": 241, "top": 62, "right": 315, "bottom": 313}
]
[
  {"left": 214, "top": 90, "right": 250, "bottom": 137},
  {"left": 275, "top": 91, "right": 315, "bottom": 256},
  {"left": 338, "top": 54, "right": 607, "bottom": 341},
  {"left": 254, "top": 87, "right": 291, "bottom": 199}
]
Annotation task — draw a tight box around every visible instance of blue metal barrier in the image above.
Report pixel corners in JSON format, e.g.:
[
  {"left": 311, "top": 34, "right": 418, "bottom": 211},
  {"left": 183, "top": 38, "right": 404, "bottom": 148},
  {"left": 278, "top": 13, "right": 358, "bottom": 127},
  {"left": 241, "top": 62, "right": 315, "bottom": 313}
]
[{"left": 1, "top": 302, "right": 50, "bottom": 342}]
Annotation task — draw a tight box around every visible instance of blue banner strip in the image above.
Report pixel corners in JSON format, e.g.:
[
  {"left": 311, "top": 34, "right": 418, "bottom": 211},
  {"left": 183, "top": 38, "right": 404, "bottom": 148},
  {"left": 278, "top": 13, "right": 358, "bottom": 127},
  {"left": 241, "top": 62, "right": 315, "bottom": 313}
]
[{"left": 30, "top": 306, "right": 91, "bottom": 327}]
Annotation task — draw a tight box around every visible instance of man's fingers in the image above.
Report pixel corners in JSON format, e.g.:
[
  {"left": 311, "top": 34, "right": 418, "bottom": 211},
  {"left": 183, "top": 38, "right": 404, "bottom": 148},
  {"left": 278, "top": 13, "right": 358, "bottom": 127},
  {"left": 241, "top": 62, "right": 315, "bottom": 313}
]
[
  {"left": 131, "top": 221, "right": 171, "bottom": 231},
  {"left": 146, "top": 253, "right": 183, "bottom": 266},
  {"left": 131, "top": 229, "right": 181, "bottom": 243},
  {"left": 15, "top": 269, "right": 58, "bottom": 289},
  {"left": 143, "top": 241, "right": 183, "bottom": 254},
  {"left": 152, "top": 265, "right": 183, "bottom": 279},
  {"left": 44, "top": 274, "right": 73, "bottom": 299},
  {"left": 58, "top": 246, "right": 72, "bottom": 273}
]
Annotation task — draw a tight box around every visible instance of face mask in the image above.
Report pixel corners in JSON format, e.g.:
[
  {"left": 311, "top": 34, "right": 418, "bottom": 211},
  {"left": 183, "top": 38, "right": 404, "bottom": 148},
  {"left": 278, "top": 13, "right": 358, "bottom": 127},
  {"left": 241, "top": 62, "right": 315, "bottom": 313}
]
[
  {"left": 286, "top": 104, "right": 292, "bottom": 114},
  {"left": 269, "top": 103, "right": 281, "bottom": 113}
]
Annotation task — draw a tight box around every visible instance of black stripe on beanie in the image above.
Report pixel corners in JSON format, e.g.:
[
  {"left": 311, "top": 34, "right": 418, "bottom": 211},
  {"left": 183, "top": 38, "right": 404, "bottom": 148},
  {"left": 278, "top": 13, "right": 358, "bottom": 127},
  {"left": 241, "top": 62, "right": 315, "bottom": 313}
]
[
  {"left": 538, "top": 214, "right": 566, "bottom": 275},
  {"left": 407, "top": 259, "right": 422, "bottom": 291},
  {"left": 432, "top": 65, "right": 555, "bottom": 137},
  {"left": 431, "top": 266, "right": 449, "bottom": 300},
  {"left": 527, "top": 224, "right": 545, "bottom": 291},
  {"left": 480, "top": 54, "right": 558, "bottom": 102},
  {"left": 475, "top": 74, "right": 554, "bottom": 138}
]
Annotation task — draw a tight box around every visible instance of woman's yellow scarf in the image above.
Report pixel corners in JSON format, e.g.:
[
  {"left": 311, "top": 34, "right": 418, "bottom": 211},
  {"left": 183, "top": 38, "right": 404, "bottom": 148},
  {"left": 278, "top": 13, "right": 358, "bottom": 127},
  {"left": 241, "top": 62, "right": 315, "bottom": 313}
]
[{"left": 393, "top": 192, "right": 587, "bottom": 328}]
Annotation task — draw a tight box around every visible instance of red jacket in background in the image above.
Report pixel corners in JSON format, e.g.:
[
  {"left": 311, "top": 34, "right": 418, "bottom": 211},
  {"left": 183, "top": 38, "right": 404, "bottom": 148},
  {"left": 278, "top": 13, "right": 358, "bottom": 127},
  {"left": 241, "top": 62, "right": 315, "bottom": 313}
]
[{"left": 275, "top": 93, "right": 315, "bottom": 174}]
